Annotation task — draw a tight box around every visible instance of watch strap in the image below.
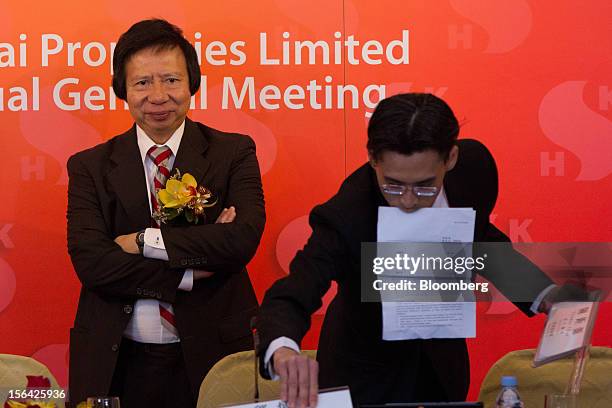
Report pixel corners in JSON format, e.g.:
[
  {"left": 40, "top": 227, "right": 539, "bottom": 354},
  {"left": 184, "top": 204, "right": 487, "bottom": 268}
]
[{"left": 136, "top": 229, "right": 145, "bottom": 254}]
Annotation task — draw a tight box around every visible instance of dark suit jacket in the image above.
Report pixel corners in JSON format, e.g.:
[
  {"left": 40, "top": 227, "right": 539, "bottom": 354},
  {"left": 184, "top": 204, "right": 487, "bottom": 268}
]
[
  {"left": 67, "top": 118, "right": 265, "bottom": 405},
  {"left": 256, "top": 139, "right": 551, "bottom": 404}
]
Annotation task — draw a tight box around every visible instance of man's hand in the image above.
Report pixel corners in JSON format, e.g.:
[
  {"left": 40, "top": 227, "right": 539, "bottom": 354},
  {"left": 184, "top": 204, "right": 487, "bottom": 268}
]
[
  {"left": 114, "top": 232, "right": 139, "bottom": 254},
  {"left": 216, "top": 206, "right": 236, "bottom": 223},
  {"left": 539, "top": 283, "right": 592, "bottom": 314},
  {"left": 273, "top": 347, "right": 318, "bottom": 408},
  {"left": 194, "top": 270, "right": 215, "bottom": 280}
]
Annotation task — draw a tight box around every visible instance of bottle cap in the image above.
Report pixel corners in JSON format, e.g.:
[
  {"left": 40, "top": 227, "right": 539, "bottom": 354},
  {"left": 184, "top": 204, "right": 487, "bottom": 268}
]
[{"left": 501, "top": 376, "right": 518, "bottom": 387}]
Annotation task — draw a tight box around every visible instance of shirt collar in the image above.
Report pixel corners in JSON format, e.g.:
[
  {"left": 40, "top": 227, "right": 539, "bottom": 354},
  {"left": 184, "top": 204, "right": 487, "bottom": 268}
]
[
  {"left": 432, "top": 187, "right": 449, "bottom": 208},
  {"left": 136, "top": 121, "right": 186, "bottom": 162}
]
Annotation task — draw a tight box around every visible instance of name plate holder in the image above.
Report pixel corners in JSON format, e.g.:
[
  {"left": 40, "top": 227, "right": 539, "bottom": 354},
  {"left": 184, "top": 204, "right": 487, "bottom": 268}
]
[{"left": 533, "top": 291, "right": 601, "bottom": 395}]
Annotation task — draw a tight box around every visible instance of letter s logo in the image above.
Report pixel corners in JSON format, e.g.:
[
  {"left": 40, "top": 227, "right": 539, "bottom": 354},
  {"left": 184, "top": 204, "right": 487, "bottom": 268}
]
[{"left": 539, "top": 81, "right": 612, "bottom": 181}]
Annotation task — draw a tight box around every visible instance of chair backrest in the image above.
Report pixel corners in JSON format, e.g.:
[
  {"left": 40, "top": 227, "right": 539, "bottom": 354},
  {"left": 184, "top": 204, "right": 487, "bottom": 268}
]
[
  {"left": 197, "top": 350, "right": 317, "bottom": 408},
  {"left": 478, "top": 347, "right": 612, "bottom": 408},
  {"left": 0, "top": 353, "right": 63, "bottom": 407}
]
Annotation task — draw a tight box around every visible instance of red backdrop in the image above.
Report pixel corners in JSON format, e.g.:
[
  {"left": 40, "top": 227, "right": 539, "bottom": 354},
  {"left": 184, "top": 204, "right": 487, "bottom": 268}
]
[{"left": 0, "top": 0, "right": 610, "bottom": 400}]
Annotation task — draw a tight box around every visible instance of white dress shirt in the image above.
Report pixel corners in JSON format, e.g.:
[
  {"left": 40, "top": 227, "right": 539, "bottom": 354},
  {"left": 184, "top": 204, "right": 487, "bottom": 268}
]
[{"left": 123, "top": 121, "right": 195, "bottom": 344}]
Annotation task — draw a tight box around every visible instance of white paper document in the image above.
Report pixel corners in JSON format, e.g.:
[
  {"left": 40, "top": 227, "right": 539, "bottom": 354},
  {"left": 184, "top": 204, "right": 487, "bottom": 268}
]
[
  {"left": 377, "top": 207, "right": 476, "bottom": 341},
  {"left": 221, "top": 387, "right": 353, "bottom": 408},
  {"left": 377, "top": 207, "right": 476, "bottom": 243}
]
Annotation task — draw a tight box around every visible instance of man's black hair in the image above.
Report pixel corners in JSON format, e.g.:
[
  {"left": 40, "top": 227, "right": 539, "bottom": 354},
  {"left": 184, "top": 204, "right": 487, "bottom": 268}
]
[
  {"left": 367, "top": 93, "right": 460, "bottom": 161},
  {"left": 112, "top": 19, "right": 200, "bottom": 100}
]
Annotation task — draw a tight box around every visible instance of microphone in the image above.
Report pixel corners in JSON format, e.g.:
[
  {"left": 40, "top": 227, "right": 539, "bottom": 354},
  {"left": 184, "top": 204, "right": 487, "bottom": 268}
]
[{"left": 250, "top": 316, "right": 260, "bottom": 401}]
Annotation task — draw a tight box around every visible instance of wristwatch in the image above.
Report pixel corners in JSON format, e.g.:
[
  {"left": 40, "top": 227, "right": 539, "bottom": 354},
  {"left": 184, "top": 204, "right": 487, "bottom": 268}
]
[{"left": 135, "top": 229, "right": 146, "bottom": 254}]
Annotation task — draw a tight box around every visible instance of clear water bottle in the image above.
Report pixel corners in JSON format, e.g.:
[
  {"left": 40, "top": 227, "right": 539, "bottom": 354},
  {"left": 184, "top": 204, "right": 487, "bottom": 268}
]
[{"left": 496, "top": 375, "right": 524, "bottom": 408}]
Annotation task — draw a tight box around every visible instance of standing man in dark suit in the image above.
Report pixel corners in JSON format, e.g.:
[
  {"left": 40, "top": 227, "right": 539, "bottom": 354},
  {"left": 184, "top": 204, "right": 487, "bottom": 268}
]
[
  {"left": 256, "top": 93, "right": 555, "bottom": 407},
  {"left": 67, "top": 19, "right": 265, "bottom": 407}
]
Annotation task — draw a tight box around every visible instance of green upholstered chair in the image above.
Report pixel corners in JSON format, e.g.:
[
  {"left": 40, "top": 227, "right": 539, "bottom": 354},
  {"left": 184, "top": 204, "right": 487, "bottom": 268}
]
[
  {"left": 0, "top": 353, "right": 63, "bottom": 407},
  {"left": 198, "top": 350, "right": 317, "bottom": 408}
]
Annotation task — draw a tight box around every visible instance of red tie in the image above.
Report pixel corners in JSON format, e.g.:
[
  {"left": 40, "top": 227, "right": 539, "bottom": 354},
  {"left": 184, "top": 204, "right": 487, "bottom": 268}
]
[
  {"left": 147, "top": 145, "right": 179, "bottom": 338},
  {"left": 147, "top": 145, "right": 172, "bottom": 225}
]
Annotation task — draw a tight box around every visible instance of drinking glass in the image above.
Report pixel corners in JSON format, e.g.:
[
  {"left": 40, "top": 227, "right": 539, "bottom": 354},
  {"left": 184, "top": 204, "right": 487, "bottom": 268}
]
[{"left": 544, "top": 394, "right": 577, "bottom": 408}]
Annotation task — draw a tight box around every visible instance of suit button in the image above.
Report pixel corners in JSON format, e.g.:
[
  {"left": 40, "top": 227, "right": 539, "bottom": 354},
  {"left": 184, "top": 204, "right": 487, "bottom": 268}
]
[
  {"left": 123, "top": 305, "right": 133, "bottom": 314},
  {"left": 111, "top": 344, "right": 119, "bottom": 352}
]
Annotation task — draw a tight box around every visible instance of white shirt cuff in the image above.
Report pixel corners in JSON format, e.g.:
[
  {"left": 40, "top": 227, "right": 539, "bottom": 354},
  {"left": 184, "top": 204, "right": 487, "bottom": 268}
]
[
  {"left": 530, "top": 284, "right": 557, "bottom": 314},
  {"left": 143, "top": 228, "right": 168, "bottom": 261},
  {"left": 144, "top": 228, "right": 192, "bottom": 291},
  {"left": 264, "top": 337, "right": 300, "bottom": 380},
  {"left": 178, "top": 269, "right": 194, "bottom": 291}
]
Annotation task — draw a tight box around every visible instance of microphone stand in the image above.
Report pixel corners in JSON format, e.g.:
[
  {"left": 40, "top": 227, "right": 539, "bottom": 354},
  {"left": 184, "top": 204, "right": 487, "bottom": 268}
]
[{"left": 250, "top": 316, "right": 260, "bottom": 402}]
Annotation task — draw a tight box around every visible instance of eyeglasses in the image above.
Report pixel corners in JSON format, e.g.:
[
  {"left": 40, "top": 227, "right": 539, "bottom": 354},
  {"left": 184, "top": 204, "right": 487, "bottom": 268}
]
[{"left": 381, "top": 184, "right": 439, "bottom": 198}]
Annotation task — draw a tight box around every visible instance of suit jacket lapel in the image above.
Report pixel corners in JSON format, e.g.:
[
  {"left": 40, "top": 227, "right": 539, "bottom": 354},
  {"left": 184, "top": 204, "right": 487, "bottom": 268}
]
[
  {"left": 107, "top": 125, "right": 151, "bottom": 230},
  {"left": 172, "top": 118, "right": 211, "bottom": 187}
]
